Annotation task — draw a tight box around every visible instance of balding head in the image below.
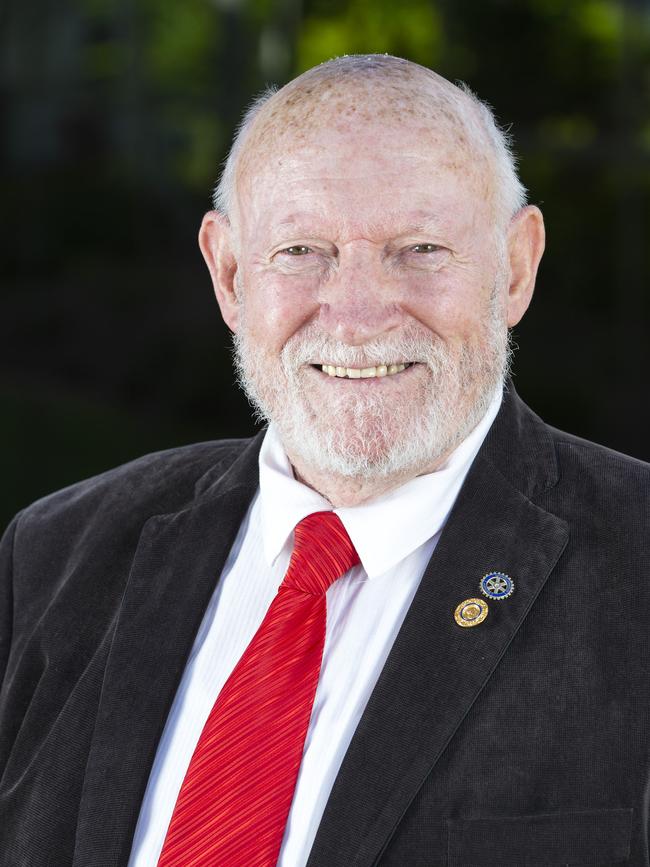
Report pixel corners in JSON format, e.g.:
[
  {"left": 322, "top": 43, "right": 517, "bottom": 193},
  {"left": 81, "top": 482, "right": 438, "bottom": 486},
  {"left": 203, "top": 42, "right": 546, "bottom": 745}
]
[{"left": 214, "top": 54, "right": 526, "bottom": 233}]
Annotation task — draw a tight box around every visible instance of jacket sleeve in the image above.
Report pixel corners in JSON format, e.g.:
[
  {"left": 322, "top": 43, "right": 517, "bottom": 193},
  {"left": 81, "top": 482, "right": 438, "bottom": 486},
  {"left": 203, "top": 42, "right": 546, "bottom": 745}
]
[{"left": 0, "top": 514, "right": 19, "bottom": 695}]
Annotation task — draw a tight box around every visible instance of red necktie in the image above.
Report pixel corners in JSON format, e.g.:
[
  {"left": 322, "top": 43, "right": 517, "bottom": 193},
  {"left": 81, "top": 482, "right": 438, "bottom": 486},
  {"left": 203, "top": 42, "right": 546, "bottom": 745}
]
[{"left": 157, "top": 511, "right": 359, "bottom": 867}]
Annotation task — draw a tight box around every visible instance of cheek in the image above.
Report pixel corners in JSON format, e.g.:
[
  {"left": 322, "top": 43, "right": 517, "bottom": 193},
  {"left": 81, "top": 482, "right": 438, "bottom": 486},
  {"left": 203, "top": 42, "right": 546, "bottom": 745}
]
[
  {"left": 245, "top": 275, "right": 319, "bottom": 351},
  {"left": 404, "top": 274, "right": 489, "bottom": 341}
]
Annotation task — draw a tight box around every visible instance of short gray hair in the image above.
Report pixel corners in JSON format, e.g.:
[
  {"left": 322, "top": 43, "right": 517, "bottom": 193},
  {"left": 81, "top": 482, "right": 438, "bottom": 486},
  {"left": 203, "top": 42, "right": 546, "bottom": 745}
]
[
  {"left": 213, "top": 85, "right": 278, "bottom": 219},
  {"left": 212, "top": 55, "right": 527, "bottom": 226}
]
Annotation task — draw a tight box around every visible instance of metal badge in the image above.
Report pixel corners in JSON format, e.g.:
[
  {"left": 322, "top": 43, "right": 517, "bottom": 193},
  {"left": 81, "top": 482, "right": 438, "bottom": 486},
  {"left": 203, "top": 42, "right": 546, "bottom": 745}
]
[
  {"left": 480, "top": 572, "right": 514, "bottom": 600},
  {"left": 454, "top": 597, "right": 489, "bottom": 628}
]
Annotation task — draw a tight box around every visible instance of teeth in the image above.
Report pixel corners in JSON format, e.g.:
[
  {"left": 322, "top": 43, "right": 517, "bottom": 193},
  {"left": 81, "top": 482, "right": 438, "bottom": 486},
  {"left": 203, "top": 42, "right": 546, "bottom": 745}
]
[{"left": 320, "top": 363, "right": 409, "bottom": 379}]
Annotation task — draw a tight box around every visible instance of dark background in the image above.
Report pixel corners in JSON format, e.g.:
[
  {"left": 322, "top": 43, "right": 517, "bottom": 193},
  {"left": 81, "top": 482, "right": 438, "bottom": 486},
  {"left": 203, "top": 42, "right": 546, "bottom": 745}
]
[{"left": 2, "top": 0, "right": 649, "bottom": 528}]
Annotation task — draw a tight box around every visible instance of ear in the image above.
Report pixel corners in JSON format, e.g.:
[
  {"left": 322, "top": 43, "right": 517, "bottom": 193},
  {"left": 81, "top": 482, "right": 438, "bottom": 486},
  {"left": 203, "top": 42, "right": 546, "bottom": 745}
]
[
  {"left": 504, "top": 205, "right": 545, "bottom": 328},
  {"left": 198, "top": 210, "right": 240, "bottom": 332}
]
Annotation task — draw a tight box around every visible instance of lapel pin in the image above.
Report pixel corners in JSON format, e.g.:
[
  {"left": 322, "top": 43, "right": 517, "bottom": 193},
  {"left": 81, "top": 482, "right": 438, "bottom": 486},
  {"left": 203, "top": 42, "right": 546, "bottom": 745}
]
[
  {"left": 480, "top": 571, "right": 514, "bottom": 600},
  {"left": 454, "top": 597, "right": 489, "bottom": 628}
]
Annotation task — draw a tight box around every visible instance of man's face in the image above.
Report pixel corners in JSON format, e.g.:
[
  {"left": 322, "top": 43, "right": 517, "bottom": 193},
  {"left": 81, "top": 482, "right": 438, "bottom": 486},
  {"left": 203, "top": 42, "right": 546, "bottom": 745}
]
[{"left": 227, "top": 118, "right": 511, "bottom": 481}]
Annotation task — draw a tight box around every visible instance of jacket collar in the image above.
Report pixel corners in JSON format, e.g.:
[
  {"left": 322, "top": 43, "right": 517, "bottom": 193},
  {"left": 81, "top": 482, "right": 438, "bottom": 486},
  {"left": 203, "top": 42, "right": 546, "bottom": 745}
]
[{"left": 481, "top": 382, "right": 560, "bottom": 500}]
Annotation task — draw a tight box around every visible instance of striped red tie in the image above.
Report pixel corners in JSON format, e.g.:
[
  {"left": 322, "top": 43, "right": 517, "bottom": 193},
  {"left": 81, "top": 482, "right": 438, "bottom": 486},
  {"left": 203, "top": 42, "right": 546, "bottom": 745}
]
[{"left": 157, "top": 511, "right": 359, "bottom": 867}]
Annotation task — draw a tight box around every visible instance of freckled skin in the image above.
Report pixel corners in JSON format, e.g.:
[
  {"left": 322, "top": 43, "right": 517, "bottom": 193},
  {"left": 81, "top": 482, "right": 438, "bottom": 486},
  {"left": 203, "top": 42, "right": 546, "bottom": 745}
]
[
  {"left": 201, "top": 59, "right": 545, "bottom": 506},
  {"left": 236, "top": 63, "right": 494, "bottom": 224}
]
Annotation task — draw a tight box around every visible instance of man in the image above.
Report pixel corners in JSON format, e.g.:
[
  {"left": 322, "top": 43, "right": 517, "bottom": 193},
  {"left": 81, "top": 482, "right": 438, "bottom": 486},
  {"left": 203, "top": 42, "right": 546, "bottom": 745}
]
[{"left": 0, "top": 54, "right": 647, "bottom": 865}]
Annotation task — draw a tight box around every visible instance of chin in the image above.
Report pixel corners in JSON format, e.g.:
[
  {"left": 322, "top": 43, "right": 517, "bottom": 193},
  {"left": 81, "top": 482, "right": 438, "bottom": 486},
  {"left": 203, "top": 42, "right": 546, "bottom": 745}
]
[
  {"left": 276, "top": 397, "right": 455, "bottom": 480},
  {"left": 236, "top": 356, "right": 502, "bottom": 482}
]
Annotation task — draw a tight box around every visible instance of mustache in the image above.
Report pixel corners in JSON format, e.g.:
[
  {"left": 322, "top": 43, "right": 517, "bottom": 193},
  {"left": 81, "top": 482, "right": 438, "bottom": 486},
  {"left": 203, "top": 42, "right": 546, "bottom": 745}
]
[{"left": 280, "top": 325, "right": 445, "bottom": 369}]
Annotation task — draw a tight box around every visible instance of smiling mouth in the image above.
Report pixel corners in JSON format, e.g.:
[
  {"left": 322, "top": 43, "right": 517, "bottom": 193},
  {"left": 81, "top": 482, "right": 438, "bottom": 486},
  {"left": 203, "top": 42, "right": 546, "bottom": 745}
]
[{"left": 314, "top": 363, "right": 414, "bottom": 379}]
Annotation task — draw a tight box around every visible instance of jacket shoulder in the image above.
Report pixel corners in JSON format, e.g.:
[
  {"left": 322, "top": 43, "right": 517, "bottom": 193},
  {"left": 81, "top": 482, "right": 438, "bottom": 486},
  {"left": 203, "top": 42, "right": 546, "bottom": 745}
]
[
  {"left": 11, "top": 437, "right": 254, "bottom": 544},
  {"left": 544, "top": 423, "right": 650, "bottom": 525},
  {"left": 548, "top": 423, "right": 650, "bottom": 479},
  {"left": 486, "top": 388, "right": 650, "bottom": 521}
]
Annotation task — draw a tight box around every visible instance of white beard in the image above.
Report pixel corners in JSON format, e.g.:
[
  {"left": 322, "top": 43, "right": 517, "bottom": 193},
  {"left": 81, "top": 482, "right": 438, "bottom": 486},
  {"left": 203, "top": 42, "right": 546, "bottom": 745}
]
[{"left": 232, "top": 291, "right": 511, "bottom": 480}]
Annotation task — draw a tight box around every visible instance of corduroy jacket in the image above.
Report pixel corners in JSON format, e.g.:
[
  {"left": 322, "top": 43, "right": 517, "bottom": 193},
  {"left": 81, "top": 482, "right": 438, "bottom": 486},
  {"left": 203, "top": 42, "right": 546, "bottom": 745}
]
[{"left": 1, "top": 387, "right": 648, "bottom": 865}]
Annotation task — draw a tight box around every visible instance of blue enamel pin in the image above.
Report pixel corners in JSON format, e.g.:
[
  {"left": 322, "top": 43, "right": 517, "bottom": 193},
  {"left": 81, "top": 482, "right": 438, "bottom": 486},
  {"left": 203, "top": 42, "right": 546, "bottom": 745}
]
[{"left": 480, "top": 571, "right": 514, "bottom": 600}]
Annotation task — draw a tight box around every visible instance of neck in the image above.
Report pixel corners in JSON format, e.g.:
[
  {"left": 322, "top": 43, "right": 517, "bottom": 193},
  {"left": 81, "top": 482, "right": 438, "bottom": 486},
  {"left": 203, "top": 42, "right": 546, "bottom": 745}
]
[{"left": 287, "top": 450, "right": 451, "bottom": 508}]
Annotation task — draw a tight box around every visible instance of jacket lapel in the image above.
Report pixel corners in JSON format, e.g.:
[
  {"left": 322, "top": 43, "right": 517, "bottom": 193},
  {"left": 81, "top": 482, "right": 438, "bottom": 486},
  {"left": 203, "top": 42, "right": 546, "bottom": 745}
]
[
  {"left": 73, "top": 435, "right": 263, "bottom": 867},
  {"left": 307, "top": 391, "right": 570, "bottom": 867}
]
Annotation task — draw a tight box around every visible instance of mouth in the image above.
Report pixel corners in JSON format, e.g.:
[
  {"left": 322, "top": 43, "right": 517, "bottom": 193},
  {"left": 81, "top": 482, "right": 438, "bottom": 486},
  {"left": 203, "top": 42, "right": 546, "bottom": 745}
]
[{"left": 313, "top": 362, "right": 415, "bottom": 380}]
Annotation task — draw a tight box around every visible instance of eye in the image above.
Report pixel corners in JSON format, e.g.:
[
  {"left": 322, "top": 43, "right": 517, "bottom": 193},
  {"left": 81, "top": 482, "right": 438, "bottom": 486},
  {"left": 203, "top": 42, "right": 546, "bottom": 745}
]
[
  {"left": 282, "top": 245, "right": 312, "bottom": 256},
  {"left": 410, "top": 243, "right": 442, "bottom": 254}
]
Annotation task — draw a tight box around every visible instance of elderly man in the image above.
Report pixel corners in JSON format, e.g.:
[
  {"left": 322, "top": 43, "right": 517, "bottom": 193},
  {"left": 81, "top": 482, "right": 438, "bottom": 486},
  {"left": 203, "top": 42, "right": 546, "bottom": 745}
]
[{"left": 0, "top": 54, "right": 647, "bottom": 866}]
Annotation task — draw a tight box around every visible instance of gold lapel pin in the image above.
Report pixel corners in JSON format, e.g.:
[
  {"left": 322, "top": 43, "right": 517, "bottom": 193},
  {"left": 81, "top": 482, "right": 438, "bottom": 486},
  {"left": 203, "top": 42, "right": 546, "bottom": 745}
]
[{"left": 454, "top": 597, "right": 489, "bottom": 628}]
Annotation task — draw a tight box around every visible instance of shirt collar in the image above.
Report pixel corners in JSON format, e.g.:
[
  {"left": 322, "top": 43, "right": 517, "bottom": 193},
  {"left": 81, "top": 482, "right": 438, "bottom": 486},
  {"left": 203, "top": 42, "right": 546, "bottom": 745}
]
[{"left": 259, "top": 386, "right": 503, "bottom": 579}]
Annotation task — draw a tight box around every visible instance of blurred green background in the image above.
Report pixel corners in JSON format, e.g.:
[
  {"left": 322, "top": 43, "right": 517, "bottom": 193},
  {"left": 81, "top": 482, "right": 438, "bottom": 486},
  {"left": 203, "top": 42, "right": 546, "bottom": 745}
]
[{"left": 2, "top": 0, "right": 649, "bottom": 528}]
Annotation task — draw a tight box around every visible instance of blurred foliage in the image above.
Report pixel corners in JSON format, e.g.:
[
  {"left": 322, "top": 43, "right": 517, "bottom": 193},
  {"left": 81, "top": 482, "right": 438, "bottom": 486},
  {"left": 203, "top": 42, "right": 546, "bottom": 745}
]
[
  {"left": 1, "top": 0, "right": 650, "bottom": 527},
  {"left": 297, "top": 0, "right": 442, "bottom": 68}
]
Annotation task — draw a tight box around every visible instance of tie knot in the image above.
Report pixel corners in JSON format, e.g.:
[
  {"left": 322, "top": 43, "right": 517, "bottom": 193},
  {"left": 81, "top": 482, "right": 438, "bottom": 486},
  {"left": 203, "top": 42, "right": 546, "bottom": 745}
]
[{"left": 282, "top": 511, "right": 360, "bottom": 596}]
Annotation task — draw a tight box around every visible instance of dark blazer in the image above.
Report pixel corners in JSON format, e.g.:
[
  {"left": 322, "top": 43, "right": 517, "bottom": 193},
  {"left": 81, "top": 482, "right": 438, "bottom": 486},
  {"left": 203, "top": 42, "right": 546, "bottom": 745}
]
[{"left": 1, "top": 387, "right": 648, "bottom": 866}]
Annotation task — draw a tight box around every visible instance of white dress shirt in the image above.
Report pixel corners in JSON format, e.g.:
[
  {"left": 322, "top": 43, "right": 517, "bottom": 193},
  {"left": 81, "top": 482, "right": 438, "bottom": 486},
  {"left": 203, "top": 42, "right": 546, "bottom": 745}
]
[{"left": 128, "top": 388, "right": 502, "bottom": 866}]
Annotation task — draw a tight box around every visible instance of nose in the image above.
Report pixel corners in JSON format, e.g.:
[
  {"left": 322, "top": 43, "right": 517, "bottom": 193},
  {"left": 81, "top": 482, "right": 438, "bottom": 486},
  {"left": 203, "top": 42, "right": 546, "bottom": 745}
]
[{"left": 316, "top": 241, "right": 405, "bottom": 345}]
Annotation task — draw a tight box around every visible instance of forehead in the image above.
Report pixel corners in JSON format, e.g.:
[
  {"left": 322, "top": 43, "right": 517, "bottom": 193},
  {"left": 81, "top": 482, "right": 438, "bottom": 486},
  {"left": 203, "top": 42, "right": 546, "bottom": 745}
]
[
  {"left": 237, "top": 119, "right": 492, "bottom": 241},
  {"left": 234, "top": 75, "right": 495, "bottom": 235}
]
